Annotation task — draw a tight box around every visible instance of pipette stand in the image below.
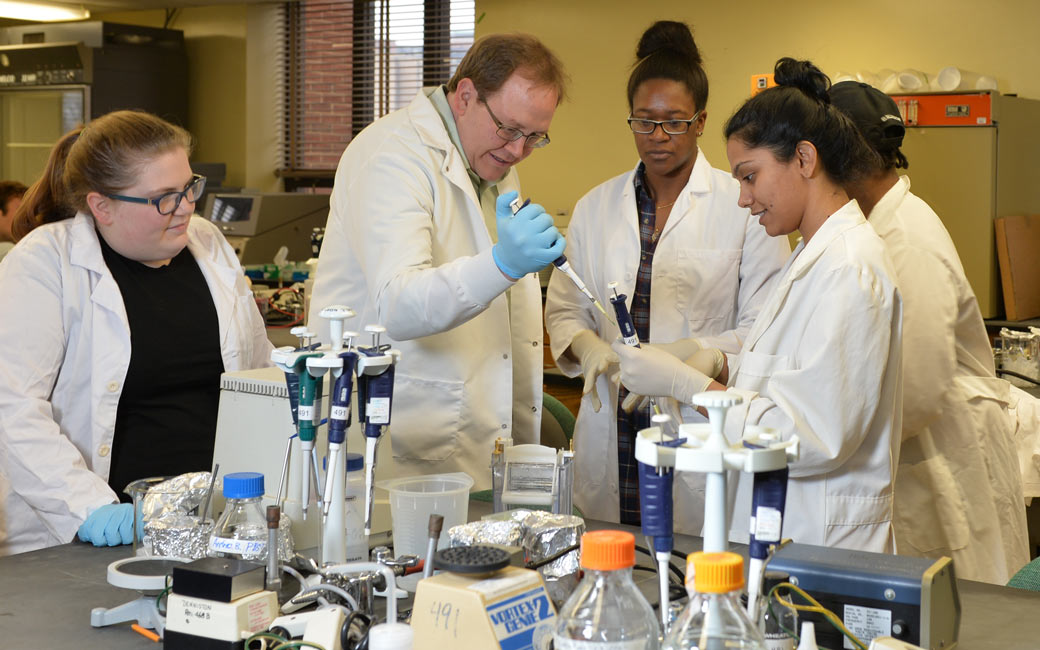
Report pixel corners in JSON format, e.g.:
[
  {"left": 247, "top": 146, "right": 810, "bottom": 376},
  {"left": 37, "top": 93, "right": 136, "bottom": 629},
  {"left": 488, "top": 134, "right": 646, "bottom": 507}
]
[{"left": 633, "top": 391, "right": 799, "bottom": 553}]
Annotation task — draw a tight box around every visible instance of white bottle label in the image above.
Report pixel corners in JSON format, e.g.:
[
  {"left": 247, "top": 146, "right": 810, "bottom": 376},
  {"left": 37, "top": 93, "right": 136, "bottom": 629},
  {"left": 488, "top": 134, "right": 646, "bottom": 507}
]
[{"left": 209, "top": 536, "right": 267, "bottom": 556}]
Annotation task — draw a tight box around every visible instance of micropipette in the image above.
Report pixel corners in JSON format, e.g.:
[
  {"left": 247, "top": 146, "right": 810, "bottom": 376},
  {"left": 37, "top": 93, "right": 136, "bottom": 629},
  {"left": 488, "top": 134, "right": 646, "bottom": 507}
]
[
  {"left": 745, "top": 466, "right": 789, "bottom": 618},
  {"left": 295, "top": 346, "right": 325, "bottom": 519},
  {"left": 508, "top": 195, "right": 609, "bottom": 318},
  {"left": 323, "top": 339, "right": 358, "bottom": 521},
  {"left": 639, "top": 413, "right": 681, "bottom": 629},
  {"left": 608, "top": 281, "right": 662, "bottom": 417},
  {"left": 356, "top": 325, "right": 397, "bottom": 537}
]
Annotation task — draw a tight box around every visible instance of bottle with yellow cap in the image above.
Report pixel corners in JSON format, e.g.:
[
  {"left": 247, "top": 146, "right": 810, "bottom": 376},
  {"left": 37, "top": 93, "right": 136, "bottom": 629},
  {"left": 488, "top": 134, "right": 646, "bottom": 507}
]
[
  {"left": 553, "top": 530, "right": 660, "bottom": 649},
  {"left": 663, "top": 551, "right": 767, "bottom": 650}
]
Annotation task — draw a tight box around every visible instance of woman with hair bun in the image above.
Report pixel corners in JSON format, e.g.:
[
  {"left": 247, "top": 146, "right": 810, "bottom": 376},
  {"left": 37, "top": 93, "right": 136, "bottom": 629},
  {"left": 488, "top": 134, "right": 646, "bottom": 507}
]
[
  {"left": 616, "top": 57, "right": 904, "bottom": 552},
  {"left": 545, "top": 21, "right": 789, "bottom": 532},
  {"left": 0, "top": 110, "right": 273, "bottom": 555}
]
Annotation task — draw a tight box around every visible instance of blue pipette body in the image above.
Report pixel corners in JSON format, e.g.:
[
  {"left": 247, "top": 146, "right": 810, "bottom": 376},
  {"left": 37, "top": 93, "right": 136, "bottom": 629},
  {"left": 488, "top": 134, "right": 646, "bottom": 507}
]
[
  {"left": 748, "top": 467, "right": 788, "bottom": 560},
  {"left": 328, "top": 350, "right": 358, "bottom": 445}
]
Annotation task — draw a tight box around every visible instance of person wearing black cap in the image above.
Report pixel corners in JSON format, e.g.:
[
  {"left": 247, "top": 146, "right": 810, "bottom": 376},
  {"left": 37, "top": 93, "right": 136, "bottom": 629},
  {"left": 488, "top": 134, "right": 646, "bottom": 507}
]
[{"left": 830, "top": 80, "right": 1028, "bottom": 584}]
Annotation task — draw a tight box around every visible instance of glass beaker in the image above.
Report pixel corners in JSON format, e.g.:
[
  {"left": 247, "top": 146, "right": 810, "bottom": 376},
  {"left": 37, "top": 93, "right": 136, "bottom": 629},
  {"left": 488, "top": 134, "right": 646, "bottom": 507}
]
[{"left": 124, "top": 476, "right": 175, "bottom": 555}]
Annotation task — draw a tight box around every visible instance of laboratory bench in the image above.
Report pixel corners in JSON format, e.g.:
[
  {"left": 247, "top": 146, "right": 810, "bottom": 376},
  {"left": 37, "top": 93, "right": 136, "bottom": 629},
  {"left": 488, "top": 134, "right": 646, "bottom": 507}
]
[{"left": 4, "top": 503, "right": 1040, "bottom": 650}]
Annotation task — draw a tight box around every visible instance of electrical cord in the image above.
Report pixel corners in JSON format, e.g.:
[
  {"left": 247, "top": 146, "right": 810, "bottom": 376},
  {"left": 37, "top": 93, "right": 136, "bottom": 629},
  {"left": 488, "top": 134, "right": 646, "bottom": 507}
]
[
  {"left": 768, "top": 581, "right": 867, "bottom": 650},
  {"left": 341, "top": 611, "right": 372, "bottom": 650},
  {"left": 997, "top": 368, "right": 1040, "bottom": 386},
  {"left": 526, "top": 543, "right": 580, "bottom": 570}
]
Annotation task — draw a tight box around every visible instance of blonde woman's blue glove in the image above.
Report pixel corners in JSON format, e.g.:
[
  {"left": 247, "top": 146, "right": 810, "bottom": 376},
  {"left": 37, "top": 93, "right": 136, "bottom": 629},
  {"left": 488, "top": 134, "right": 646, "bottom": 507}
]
[{"left": 78, "top": 503, "right": 134, "bottom": 546}]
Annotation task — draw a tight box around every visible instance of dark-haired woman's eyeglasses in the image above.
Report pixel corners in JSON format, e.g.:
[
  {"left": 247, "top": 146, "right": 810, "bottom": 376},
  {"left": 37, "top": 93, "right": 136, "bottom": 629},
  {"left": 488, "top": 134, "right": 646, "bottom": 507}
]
[
  {"left": 627, "top": 111, "right": 702, "bottom": 135},
  {"left": 104, "top": 174, "right": 207, "bottom": 215}
]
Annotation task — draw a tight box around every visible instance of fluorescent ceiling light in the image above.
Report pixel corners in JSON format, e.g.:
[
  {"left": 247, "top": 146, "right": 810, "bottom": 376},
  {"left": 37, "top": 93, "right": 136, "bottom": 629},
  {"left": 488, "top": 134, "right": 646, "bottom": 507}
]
[{"left": 0, "top": 1, "right": 90, "bottom": 22}]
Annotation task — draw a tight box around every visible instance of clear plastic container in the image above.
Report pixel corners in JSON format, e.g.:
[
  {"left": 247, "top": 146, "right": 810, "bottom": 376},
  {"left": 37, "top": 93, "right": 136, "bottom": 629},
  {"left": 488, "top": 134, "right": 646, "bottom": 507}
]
[
  {"left": 383, "top": 472, "right": 473, "bottom": 557},
  {"left": 208, "top": 472, "right": 268, "bottom": 561},
  {"left": 344, "top": 453, "right": 368, "bottom": 562},
  {"left": 758, "top": 571, "right": 798, "bottom": 650},
  {"left": 553, "top": 530, "right": 660, "bottom": 649},
  {"left": 663, "top": 552, "right": 767, "bottom": 650}
]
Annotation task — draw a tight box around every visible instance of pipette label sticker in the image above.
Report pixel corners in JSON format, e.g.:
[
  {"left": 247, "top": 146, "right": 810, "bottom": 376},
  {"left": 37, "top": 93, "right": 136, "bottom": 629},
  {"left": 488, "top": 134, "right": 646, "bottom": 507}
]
[
  {"left": 367, "top": 397, "right": 390, "bottom": 424},
  {"left": 208, "top": 536, "right": 267, "bottom": 556},
  {"left": 842, "top": 604, "right": 891, "bottom": 650},
  {"left": 330, "top": 405, "right": 349, "bottom": 421},
  {"left": 486, "top": 586, "right": 555, "bottom": 650},
  {"left": 752, "top": 505, "right": 783, "bottom": 542},
  {"left": 297, "top": 404, "right": 315, "bottom": 422}
]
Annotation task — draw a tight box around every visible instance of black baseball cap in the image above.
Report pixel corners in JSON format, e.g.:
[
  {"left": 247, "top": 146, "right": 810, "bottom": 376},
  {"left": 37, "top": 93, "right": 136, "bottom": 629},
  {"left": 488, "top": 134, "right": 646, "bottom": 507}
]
[{"left": 829, "top": 80, "right": 905, "bottom": 150}]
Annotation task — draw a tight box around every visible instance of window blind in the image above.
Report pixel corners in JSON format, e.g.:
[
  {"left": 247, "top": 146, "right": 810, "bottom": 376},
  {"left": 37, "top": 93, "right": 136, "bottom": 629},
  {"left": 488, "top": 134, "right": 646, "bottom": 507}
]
[{"left": 279, "top": 0, "right": 475, "bottom": 181}]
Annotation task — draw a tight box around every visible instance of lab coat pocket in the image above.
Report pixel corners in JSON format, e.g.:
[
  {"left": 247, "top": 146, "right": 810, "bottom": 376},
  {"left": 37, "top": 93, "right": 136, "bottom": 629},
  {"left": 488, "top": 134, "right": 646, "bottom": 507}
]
[
  {"left": 730, "top": 349, "right": 790, "bottom": 394},
  {"left": 672, "top": 248, "right": 741, "bottom": 328},
  {"left": 893, "top": 454, "right": 970, "bottom": 553},
  {"left": 388, "top": 373, "right": 462, "bottom": 462}
]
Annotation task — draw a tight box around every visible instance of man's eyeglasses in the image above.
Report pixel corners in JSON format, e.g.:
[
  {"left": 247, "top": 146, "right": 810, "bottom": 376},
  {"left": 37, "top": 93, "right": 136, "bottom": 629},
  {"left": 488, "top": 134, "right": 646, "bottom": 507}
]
[
  {"left": 480, "top": 97, "right": 550, "bottom": 149},
  {"left": 627, "top": 111, "right": 702, "bottom": 135},
  {"left": 104, "top": 174, "right": 207, "bottom": 216}
]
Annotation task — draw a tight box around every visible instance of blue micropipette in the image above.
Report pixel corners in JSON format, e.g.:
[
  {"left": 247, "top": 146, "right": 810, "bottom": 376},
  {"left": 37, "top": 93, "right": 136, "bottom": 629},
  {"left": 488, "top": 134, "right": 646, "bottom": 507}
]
[
  {"left": 322, "top": 345, "right": 358, "bottom": 521},
  {"left": 746, "top": 466, "right": 789, "bottom": 617},
  {"left": 508, "top": 196, "right": 609, "bottom": 318},
  {"left": 608, "top": 282, "right": 662, "bottom": 417},
  {"left": 355, "top": 326, "right": 397, "bottom": 536},
  {"left": 638, "top": 413, "right": 682, "bottom": 629}
]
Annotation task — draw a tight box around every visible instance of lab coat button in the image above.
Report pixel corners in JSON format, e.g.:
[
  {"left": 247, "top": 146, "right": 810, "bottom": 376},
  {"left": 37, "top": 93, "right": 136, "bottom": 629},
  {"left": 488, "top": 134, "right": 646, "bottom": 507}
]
[
  {"left": 106, "top": 381, "right": 119, "bottom": 393},
  {"left": 502, "top": 354, "right": 508, "bottom": 360},
  {"left": 98, "top": 444, "right": 111, "bottom": 457},
  {"left": 531, "top": 341, "right": 538, "bottom": 347},
  {"left": 501, "top": 424, "right": 508, "bottom": 430}
]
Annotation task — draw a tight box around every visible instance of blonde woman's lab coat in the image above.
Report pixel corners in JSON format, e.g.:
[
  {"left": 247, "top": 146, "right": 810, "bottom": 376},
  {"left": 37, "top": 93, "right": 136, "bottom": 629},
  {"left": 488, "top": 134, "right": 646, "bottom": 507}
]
[
  {"left": 725, "top": 201, "right": 903, "bottom": 554},
  {"left": 0, "top": 213, "right": 273, "bottom": 556},
  {"left": 870, "top": 176, "right": 1028, "bottom": 583},
  {"left": 308, "top": 89, "right": 543, "bottom": 489},
  {"left": 544, "top": 154, "right": 790, "bottom": 531}
]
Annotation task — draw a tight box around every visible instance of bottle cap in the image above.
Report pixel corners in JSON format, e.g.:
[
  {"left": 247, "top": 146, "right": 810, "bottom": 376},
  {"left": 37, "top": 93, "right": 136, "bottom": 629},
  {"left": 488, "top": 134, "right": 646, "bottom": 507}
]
[
  {"left": 223, "top": 472, "right": 265, "bottom": 499},
  {"left": 346, "top": 452, "right": 364, "bottom": 472},
  {"left": 579, "top": 530, "right": 635, "bottom": 571},
  {"left": 689, "top": 551, "right": 744, "bottom": 593}
]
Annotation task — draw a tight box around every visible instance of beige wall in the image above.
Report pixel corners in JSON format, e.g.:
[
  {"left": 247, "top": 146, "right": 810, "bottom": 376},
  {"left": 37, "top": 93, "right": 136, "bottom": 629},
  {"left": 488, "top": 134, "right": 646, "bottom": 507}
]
[{"left": 476, "top": 0, "right": 1040, "bottom": 226}]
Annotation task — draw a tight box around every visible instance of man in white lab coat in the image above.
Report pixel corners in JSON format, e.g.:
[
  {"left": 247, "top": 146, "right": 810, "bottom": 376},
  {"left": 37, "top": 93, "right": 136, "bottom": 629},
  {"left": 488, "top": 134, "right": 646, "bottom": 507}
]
[
  {"left": 308, "top": 34, "right": 567, "bottom": 488},
  {"left": 830, "top": 81, "right": 1029, "bottom": 583}
]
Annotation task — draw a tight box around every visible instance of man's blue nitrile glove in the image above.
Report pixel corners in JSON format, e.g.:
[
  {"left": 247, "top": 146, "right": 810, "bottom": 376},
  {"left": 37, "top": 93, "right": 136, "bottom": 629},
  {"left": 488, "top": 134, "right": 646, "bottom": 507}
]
[
  {"left": 78, "top": 503, "right": 135, "bottom": 547},
  {"left": 492, "top": 191, "right": 566, "bottom": 279}
]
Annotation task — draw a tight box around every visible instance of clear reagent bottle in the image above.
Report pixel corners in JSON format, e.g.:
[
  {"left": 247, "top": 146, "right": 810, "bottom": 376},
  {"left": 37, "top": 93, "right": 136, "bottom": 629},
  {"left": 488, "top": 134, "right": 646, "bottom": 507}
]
[
  {"left": 663, "top": 551, "right": 767, "bottom": 650},
  {"left": 209, "top": 472, "right": 268, "bottom": 561},
  {"left": 553, "top": 530, "right": 661, "bottom": 649}
]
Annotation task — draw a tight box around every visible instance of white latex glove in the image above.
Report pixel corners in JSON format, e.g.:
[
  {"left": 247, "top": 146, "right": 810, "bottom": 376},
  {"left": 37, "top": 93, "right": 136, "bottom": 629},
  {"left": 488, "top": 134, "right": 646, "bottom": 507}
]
[
  {"left": 570, "top": 329, "right": 619, "bottom": 412},
  {"left": 612, "top": 339, "right": 714, "bottom": 406},
  {"left": 620, "top": 346, "right": 726, "bottom": 412},
  {"left": 644, "top": 337, "right": 703, "bottom": 360}
]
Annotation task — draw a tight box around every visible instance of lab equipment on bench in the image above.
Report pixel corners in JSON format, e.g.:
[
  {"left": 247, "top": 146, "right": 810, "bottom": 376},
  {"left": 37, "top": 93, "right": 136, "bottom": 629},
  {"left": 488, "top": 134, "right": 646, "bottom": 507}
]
[
  {"left": 490, "top": 438, "right": 575, "bottom": 515},
  {"left": 766, "top": 543, "right": 960, "bottom": 650},
  {"left": 635, "top": 391, "right": 798, "bottom": 631},
  {"left": 383, "top": 472, "right": 474, "bottom": 558},
  {"left": 554, "top": 530, "right": 659, "bottom": 649},
  {"left": 202, "top": 191, "right": 330, "bottom": 265},
  {"left": 412, "top": 545, "right": 557, "bottom": 650},
  {"left": 639, "top": 413, "right": 680, "bottom": 628},
  {"left": 759, "top": 571, "right": 799, "bottom": 650},
  {"left": 356, "top": 324, "right": 399, "bottom": 537},
  {"left": 664, "top": 551, "right": 767, "bottom": 650},
  {"left": 89, "top": 556, "right": 191, "bottom": 639},
  {"left": 209, "top": 472, "right": 269, "bottom": 561},
  {"left": 508, "top": 195, "right": 608, "bottom": 318},
  {"left": 211, "top": 366, "right": 394, "bottom": 551}
]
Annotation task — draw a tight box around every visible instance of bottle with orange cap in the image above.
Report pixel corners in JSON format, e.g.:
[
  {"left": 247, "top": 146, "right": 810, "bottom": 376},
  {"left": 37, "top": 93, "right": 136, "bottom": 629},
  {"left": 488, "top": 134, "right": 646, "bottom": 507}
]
[
  {"left": 663, "top": 551, "right": 768, "bottom": 650},
  {"left": 553, "top": 530, "right": 661, "bottom": 649}
]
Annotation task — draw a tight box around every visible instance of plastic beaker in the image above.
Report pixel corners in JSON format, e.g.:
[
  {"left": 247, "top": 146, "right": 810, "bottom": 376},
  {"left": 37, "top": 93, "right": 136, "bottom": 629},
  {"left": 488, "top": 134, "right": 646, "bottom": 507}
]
[{"left": 382, "top": 472, "right": 474, "bottom": 557}]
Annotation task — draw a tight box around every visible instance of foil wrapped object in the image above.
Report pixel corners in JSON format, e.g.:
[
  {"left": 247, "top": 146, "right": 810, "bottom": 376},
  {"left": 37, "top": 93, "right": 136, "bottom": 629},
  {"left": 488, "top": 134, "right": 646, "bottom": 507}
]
[
  {"left": 522, "top": 512, "right": 584, "bottom": 607},
  {"left": 447, "top": 519, "right": 524, "bottom": 547}
]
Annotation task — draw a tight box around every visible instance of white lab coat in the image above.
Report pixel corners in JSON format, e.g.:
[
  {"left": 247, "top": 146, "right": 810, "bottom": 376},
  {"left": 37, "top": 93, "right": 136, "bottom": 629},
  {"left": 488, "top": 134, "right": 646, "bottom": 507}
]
[
  {"left": 870, "top": 176, "right": 1028, "bottom": 583},
  {"left": 0, "top": 213, "right": 273, "bottom": 556},
  {"left": 543, "top": 153, "right": 790, "bottom": 530},
  {"left": 725, "top": 201, "right": 903, "bottom": 554},
  {"left": 307, "top": 89, "right": 543, "bottom": 489}
]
